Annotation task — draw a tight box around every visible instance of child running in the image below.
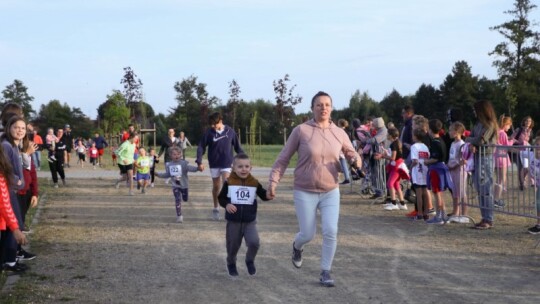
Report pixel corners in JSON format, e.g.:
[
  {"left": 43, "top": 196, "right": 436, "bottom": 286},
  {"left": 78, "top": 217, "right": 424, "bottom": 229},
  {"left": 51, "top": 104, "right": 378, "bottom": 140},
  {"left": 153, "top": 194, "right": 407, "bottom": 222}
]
[
  {"left": 218, "top": 153, "right": 272, "bottom": 276},
  {"left": 157, "top": 147, "right": 199, "bottom": 223},
  {"left": 383, "top": 128, "right": 410, "bottom": 211},
  {"left": 148, "top": 147, "right": 158, "bottom": 188},
  {"left": 134, "top": 147, "right": 151, "bottom": 194},
  {"left": 76, "top": 140, "right": 87, "bottom": 167},
  {"left": 410, "top": 129, "right": 430, "bottom": 221},
  {"left": 425, "top": 119, "right": 453, "bottom": 224},
  {"left": 45, "top": 127, "right": 57, "bottom": 162},
  {"left": 446, "top": 122, "right": 469, "bottom": 223},
  {"left": 526, "top": 136, "right": 540, "bottom": 234},
  {"left": 89, "top": 142, "right": 98, "bottom": 169}
]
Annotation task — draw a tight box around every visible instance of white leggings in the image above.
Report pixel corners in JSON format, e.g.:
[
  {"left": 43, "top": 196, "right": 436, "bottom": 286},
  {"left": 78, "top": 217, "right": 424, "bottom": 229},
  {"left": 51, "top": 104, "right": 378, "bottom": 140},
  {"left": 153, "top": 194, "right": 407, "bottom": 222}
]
[{"left": 293, "top": 188, "right": 340, "bottom": 271}]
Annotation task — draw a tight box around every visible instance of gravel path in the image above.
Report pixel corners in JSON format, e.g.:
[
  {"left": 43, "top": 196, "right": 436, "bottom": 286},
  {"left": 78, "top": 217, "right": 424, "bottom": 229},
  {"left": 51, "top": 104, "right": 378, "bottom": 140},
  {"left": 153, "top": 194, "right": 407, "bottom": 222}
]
[{"left": 2, "top": 165, "right": 540, "bottom": 303}]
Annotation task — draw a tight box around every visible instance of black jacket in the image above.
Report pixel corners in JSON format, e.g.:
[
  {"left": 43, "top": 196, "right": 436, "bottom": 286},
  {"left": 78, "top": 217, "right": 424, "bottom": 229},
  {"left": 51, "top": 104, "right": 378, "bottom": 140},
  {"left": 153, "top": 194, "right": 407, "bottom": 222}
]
[{"left": 218, "top": 172, "right": 269, "bottom": 223}]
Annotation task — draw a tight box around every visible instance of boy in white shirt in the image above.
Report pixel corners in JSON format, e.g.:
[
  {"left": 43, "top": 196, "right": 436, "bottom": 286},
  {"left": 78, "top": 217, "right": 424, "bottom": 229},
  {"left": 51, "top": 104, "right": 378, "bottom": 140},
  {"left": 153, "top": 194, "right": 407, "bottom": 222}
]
[{"left": 410, "top": 129, "right": 430, "bottom": 221}]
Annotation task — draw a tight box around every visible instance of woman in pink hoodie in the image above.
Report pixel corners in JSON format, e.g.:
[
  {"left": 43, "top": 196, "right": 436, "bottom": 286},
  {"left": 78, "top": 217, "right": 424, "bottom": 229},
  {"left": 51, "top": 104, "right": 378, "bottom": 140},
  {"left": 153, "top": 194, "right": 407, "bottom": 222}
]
[{"left": 268, "top": 91, "right": 361, "bottom": 287}]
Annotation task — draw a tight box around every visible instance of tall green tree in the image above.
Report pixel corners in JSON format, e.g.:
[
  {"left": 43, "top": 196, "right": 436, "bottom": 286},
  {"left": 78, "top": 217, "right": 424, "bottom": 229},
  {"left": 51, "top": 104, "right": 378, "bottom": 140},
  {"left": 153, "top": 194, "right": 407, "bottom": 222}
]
[
  {"left": 1, "top": 79, "right": 35, "bottom": 118},
  {"left": 227, "top": 79, "right": 241, "bottom": 130},
  {"left": 120, "top": 66, "right": 145, "bottom": 125},
  {"left": 490, "top": 0, "right": 540, "bottom": 122},
  {"left": 379, "top": 89, "right": 407, "bottom": 126},
  {"left": 172, "top": 75, "right": 219, "bottom": 143},
  {"left": 438, "top": 61, "right": 477, "bottom": 124},
  {"left": 32, "top": 99, "right": 94, "bottom": 138},
  {"left": 97, "top": 91, "right": 131, "bottom": 139},
  {"left": 272, "top": 74, "right": 303, "bottom": 144}
]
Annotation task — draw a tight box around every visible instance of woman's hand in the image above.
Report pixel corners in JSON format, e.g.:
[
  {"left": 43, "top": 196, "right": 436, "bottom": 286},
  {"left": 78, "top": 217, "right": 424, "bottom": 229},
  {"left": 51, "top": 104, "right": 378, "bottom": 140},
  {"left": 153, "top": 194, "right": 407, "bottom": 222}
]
[
  {"left": 267, "top": 184, "right": 276, "bottom": 200},
  {"left": 30, "top": 195, "right": 38, "bottom": 208}
]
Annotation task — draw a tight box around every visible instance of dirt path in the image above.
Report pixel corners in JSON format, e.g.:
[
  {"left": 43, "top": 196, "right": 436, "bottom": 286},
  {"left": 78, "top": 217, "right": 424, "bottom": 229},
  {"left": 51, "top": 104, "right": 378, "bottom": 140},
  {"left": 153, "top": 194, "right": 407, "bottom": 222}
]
[{"left": 2, "top": 166, "right": 540, "bottom": 303}]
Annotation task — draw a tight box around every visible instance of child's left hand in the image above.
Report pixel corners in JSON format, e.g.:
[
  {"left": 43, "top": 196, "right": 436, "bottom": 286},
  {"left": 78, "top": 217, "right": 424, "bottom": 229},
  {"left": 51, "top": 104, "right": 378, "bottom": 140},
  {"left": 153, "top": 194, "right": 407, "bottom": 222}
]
[{"left": 225, "top": 204, "right": 237, "bottom": 214}]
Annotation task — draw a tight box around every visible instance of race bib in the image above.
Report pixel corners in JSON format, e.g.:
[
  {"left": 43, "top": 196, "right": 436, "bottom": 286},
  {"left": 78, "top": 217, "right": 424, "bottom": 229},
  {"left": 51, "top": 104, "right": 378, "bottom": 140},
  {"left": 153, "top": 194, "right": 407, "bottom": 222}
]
[
  {"left": 169, "top": 165, "right": 182, "bottom": 177},
  {"left": 139, "top": 159, "right": 150, "bottom": 167},
  {"left": 228, "top": 186, "right": 256, "bottom": 205}
]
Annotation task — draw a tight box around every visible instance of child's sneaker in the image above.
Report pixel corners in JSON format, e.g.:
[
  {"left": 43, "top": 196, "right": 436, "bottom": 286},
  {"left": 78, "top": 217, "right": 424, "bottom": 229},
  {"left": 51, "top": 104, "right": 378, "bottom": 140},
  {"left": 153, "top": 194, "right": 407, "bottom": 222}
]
[
  {"left": 227, "top": 263, "right": 239, "bottom": 277},
  {"left": 448, "top": 215, "right": 461, "bottom": 223},
  {"left": 405, "top": 210, "right": 418, "bottom": 218},
  {"left": 150, "top": 183, "right": 155, "bottom": 188},
  {"left": 383, "top": 203, "right": 399, "bottom": 211},
  {"left": 141, "top": 187, "right": 146, "bottom": 194},
  {"left": 528, "top": 225, "right": 540, "bottom": 234},
  {"left": 246, "top": 260, "right": 256, "bottom": 275},
  {"left": 458, "top": 216, "right": 470, "bottom": 224},
  {"left": 426, "top": 216, "right": 444, "bottom": 225},
  {"left": 292, "top": 242, "right": 303, "bottom": 268},
  {"left": 212, "top": 208, "right": 220, "bottom": 221},
  {"left": 398, "top": 202, "right": 408, "bottom": 210},
  {"left": 176, "top": 215, "right": 183, "bottom": 223}
]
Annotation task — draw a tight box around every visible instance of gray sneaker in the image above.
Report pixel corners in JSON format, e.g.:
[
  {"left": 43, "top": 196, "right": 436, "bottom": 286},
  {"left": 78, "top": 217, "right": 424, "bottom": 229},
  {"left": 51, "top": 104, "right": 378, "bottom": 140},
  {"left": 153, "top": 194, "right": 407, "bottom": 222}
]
[
  {"left": 212, "top": 208, "right": 220, "bottom": 221},
  {"left": 292, "top": 243, "right": 303, "bottom": 268},
  {"left": 53, "top": 183, "right": 59, "bottom": 188},
  {"left": 319, "top": 270, "right": 335, "bottom": 287}
]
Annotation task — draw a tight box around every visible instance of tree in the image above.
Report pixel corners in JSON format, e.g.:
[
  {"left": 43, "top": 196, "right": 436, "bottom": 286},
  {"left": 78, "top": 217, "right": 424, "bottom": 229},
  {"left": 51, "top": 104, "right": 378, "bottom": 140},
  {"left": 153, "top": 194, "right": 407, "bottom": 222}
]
[
  {"left": 379, "top": 89, "right": 407, "bottom": 126},
  {"left": 120, "top": 66, "right": 144, "bottom": 124},
  {"left": 438, "top": 61, "right": 477, "bottom": 124},
  {"left": 272, "top": 74, "right": 303, "bottom": 144},
  {"left": 172, "top": 75, "right": 220, "bottom": 143},
  {"left": 97, "top": 91, "right": 131, "bottom": 139},
  {"left": 1, "top": 79, "right": 35, "bottom": 118},
  {"left": 227, "top": 79, "right": 242, "bottom": 130},
  {"left": 32, "top": 99, "right": 94, "bottom": 139},
  {"left": 489, "top": 0, "right": 540, "bottom": 122}
]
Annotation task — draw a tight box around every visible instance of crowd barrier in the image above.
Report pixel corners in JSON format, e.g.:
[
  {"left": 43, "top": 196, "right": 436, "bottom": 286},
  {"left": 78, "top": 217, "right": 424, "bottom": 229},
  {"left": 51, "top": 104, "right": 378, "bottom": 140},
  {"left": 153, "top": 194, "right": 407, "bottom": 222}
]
[{"left": 465, "top": 144, "right": 539, "bottom": 221}]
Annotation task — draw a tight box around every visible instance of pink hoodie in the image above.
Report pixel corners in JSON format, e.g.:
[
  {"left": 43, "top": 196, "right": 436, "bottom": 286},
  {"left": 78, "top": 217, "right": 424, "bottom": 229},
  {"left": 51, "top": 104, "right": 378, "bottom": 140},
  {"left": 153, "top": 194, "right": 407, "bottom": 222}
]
[{"left": 269, "top": 119, "right": 360, "bottom": 193}]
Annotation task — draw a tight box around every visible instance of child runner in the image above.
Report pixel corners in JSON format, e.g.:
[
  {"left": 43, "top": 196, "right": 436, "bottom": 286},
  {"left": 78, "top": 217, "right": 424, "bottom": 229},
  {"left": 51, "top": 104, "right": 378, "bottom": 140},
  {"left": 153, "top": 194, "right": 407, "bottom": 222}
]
[
  {"left": 114, "top": 132, "right": 137, "bottom": 196},
  {"left": 425, "top": 119, "right": 453, "bottom": 225},
  {"left": 218, "top": 153, "right": 272, "bottom": 276},
  {"left": 76, "top": 140, "right": 87, "bottom": 167},
  {"left": 157, "top": 147, "right": 199, "bottom": 223},
  {"left": 148, "top": 147, "right": 159, "bottom": 188},
  {"left": 527, "top": 137, "right": 540, "bottom": 234},
  {"left": 410, "top": 129, "right": 430, "bottom": 221},
  {"left": 89, "top": 142, "right": 98, "bottom": 169},
  {"left": 111, "top": 144, "right": 118, "bottom": 166},
  {"left": 45, "top": 127, "right": 57, "bottom": 162},
  {"left": 383, "top": 128, "right": 409, "bottom": 211},
  {"left": 446, "top": 122, "right": 469, "bottom": 223},
  {"left": 135, "top": 147, "right": 151, "bottom": 194}
]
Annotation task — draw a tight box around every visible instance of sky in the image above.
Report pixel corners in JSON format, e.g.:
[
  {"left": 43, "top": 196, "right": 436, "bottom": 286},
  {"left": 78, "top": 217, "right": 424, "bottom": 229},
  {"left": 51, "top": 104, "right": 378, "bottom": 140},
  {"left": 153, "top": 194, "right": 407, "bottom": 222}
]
[{"left": 1, "top": 0, "right": 536, "bottom": 119}]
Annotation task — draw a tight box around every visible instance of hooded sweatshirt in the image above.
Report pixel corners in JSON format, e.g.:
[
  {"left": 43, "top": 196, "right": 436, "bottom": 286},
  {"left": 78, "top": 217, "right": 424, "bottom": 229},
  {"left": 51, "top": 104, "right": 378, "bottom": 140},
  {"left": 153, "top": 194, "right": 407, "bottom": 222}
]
[{"left": 269, "top": 119, "right": 360, "bottom": 193}]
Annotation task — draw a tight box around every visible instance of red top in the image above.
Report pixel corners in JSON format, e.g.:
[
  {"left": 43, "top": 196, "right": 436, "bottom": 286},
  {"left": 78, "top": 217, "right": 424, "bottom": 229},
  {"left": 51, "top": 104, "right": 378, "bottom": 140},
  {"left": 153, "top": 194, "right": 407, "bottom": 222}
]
[
  {"left": 17, "top": 160, "right": 38, "bottom": 197},
  {"left": 0, "top": 175, "right": 19, "bottom": 231}
]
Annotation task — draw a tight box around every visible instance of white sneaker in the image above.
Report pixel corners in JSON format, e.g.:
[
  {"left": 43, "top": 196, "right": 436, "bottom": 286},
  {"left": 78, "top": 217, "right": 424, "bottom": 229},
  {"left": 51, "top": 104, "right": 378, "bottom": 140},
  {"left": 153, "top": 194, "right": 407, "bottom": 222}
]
[
  {"left": 398, "top": 203, "right": 408, "bottom": 210},
  {"left": 383, "top": 203, "right": 399, "bottom": 211},
  {"left": 458, "top": 216, "right": 470, "bottom": 224},
  {"left": 212, "top": 208, "right": 220, "bottom": 220},
  {"left": 165, "top": 178, "right": 170, "bottom": 184},
  {"left": 448, "top": 215, "right": 461, "bottom": 223},
  {"left": 176, "top": 215, "right": 183, "bottom": 223},
  {"left": 150, "top": 183, "right": 155, "bottom": 188}
]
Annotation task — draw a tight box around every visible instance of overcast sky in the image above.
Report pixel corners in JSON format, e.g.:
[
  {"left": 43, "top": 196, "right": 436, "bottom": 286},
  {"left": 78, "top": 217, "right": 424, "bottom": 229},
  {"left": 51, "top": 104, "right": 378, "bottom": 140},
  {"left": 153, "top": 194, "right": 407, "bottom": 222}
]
[{"left": 1, "top": 0, "right": 536, "bottom": 119}]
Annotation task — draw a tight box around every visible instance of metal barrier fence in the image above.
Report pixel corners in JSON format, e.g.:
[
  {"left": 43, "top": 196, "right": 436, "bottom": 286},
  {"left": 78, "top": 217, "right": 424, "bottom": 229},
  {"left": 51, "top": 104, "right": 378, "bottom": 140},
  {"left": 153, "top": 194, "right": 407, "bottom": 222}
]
[{"left": 466, "top": 144, "right": 539, "bottom": 221}]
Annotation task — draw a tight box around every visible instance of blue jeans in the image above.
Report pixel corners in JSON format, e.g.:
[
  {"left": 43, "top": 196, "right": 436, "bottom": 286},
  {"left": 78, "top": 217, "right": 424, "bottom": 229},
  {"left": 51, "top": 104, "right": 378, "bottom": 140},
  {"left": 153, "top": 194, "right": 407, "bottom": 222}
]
[
  {"left": 32, "top": 151, "right": 41, "bottom": 169},
  {"left": 293, "top": 188, "right": 340, "bottom": 271},
  {"left": 473, "top": 155, "right": 494, "bottom": 222},
  {"left": 339, "top": 157, "right": 351, "bottom": 181}
]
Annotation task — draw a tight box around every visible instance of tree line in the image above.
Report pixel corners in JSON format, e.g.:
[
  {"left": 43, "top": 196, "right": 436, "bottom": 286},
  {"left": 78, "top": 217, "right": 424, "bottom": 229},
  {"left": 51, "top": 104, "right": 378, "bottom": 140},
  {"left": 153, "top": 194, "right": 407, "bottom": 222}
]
[{"left": 1, "top": 0, "right": 538, "bottom": 145}]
